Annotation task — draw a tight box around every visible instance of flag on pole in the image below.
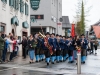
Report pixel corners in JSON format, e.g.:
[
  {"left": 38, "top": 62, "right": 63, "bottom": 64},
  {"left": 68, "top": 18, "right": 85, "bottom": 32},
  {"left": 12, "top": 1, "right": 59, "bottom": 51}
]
[{"left": 71, "top": 23, "right": 75, "bottom": 38}]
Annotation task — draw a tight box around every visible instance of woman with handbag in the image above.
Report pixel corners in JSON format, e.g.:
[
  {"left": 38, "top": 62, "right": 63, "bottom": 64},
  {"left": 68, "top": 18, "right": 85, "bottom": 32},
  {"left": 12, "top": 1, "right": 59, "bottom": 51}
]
[{"left": 28, "top": 35, "right": 35, "bottom": 63}]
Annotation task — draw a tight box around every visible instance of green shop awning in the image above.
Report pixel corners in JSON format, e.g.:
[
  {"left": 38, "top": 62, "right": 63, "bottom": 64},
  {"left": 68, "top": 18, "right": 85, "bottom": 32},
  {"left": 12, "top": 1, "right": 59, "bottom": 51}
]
[
  {"left": 11, "top": 16, "right": 19, "bottom": 26},
  {"left": 22, "top": 21, "right": 29, "bottom": 28}
]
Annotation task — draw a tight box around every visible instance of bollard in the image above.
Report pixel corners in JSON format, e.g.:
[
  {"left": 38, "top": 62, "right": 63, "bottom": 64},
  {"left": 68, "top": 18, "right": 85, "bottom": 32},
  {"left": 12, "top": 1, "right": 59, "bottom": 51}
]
[{"left": 77, "top": 51, "right": 81, "bottom": 74}]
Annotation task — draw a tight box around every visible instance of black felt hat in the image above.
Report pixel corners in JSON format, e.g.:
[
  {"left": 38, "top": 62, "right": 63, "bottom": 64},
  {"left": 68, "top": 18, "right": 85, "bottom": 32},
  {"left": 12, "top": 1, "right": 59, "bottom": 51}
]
[
  {"left": 59, "top": 35, "right": 62, "bottom": 37},
  {"left": 46, "top": 32, "right": 50, "bottom": 35},
  {"left": 70, "top": 36, "right": 72, "bottom": 38},
  {"left": 81, "top": 34, "right": 85, "bottom": 36},
  {"left": 51, "top": 33, "right": 55, "bottom": 36},
  {"left": 56, "top": 34, "right": 59, "bottom": 36}
]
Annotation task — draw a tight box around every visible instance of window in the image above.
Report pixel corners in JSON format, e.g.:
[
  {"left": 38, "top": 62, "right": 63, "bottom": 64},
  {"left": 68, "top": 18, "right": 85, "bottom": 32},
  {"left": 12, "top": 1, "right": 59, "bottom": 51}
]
[
  {"left": 0, "top": 26, "right": 5, "bottom": 32},
  {"left": 9, "top": 0, "right": 19, "bottom": 10},
  {"left": 1, "top": 0, "right": 7, "bottom": 3},
  {"left": 0, "top": 23, "right": 5, "bottom": 32},
  {"left": 14, "top": 0, "right": 19, "bottom": 10},
  {"left": 25, "top": 3, "right": 29, "bottom": 15},
  {"left": 9, "top": 0, "right": 14, "bottom": 6},
  {"left": 31, "top": 15, "right": 44, "bottom": 19},
  {"left": 20, "top": 0, "right": 24, "bottom": 13}
]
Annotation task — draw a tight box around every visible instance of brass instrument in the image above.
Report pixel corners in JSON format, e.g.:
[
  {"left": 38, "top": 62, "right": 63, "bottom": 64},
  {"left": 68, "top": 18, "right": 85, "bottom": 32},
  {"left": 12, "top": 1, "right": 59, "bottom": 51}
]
[
  {"left": 39, "top": 32, "right": 46, "bottom": 38},
  {"left": 39, "top": 32, "right": 53, "bottom": 55}
]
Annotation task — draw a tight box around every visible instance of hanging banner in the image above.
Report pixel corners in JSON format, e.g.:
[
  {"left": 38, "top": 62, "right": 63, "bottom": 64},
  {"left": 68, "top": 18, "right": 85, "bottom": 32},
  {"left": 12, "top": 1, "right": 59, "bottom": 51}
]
[{"left": 30, "top": 0, "right": 40, "bottom": 10}]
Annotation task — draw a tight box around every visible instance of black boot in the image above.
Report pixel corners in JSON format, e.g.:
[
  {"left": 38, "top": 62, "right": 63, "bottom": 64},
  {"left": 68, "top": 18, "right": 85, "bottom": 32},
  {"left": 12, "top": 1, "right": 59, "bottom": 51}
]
[
  {"left": 47, "top": 63, "right": 49, "bottom": 66},
  {"left": 51, "top": 62, "right": 54, "bottom": 64}
]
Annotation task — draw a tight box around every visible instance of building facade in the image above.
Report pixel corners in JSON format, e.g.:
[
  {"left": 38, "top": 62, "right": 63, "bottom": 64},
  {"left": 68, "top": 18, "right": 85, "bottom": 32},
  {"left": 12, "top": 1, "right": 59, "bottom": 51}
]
[
  {"left": 0, "top": 0, "right": 30, "bottom": 37},
  {"left": 30, "top": 0, "right": 62, "bottom": 35},
  {"left": 62, "top": 16, "right": 71, "bottom": 36},
  {"left": 89, "top": 20, "right": 100, "bottom": 39},
  {"left": 0, "top": 0, "right": 30, "bottom": 56}
]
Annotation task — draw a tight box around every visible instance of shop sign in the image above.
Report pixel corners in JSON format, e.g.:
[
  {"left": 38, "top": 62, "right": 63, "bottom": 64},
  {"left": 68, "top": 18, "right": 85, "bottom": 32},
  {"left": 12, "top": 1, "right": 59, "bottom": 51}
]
[{"left": 30, "top": 0, "right": 40, "bottom": 10}]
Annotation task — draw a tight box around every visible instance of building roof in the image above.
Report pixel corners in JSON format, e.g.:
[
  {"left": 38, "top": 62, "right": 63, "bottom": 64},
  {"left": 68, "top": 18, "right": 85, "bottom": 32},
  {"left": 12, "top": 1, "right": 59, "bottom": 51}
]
[
  {"left": 62, "top": 16, "right": 71, "bottom": 28},
  {"left": 93, "top": 26, "right": 100, "bottom": 38},
  {"left": 91, "top": 20, "right": 100, "bottom": 26}
]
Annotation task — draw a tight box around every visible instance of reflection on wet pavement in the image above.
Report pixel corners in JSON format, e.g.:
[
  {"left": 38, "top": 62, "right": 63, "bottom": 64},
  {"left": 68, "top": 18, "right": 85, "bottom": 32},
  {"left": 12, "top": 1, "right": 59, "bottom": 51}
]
[
  {"left": 0, "top": 67, "right": 9, "bottom": 70},
  {"left": 0, "top": 68, "right": 59, "bottom": 75}
]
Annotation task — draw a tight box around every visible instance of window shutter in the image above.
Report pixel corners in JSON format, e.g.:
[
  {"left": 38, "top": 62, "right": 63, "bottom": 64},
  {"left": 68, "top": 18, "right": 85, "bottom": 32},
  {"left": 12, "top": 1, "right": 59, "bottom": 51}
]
[
  {"left": 20, "top": 0, "right": 24, "bottom": 13},
  {"left": 27, "top": 4, "right": 29, "bottom": 15},
  {"left": 1, "top": 0, "right": 7, "bottom": 3},
  {"left": 20, "top": 0, "right": 22, "bottom": 12},
  {"left": 16, "top": 0, "right": 19, "bottom": 10},
  {"left": 5, "top": 0, "right": 7, "bottom": 3},
  {"left": 25, "top": 3, "right": 29, "bottom": 15},
  {"left": 13, "top": 0, "right": 16, "bottom": 9},
  {"left": 22, "top": 1, "right": 24, "bottom": 13},
  {"left": 9, "top": 0, "right": 14, "bottom": 6},
  {"left": 25, "top": 3, "right": 27, "bottom": 15}
]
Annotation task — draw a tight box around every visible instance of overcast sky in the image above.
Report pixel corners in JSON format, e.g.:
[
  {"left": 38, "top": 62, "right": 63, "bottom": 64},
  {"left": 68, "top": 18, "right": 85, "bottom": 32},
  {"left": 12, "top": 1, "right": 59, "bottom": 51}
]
[{"left": 62, "top": 0, "right": 100, "bottom": 30}]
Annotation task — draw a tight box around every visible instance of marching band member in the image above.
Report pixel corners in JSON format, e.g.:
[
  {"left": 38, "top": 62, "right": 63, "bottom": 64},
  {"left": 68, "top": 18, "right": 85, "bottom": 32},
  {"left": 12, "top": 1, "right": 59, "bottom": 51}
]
[
  {"left": 62, "top": 36, "right": 68, "bottom": 61},
  {"left": 39, "top": 36, "right": 45, "bottom": 61},
  {"left": 50, "top": 33, "right": 57, "bottom": 64},
  {"left": 59, "top": 35, "right": 64, "bottom": 62},
  {"left": 67, "top": 36, "right": 74, "bottom": 63},
  {"left": 34, "top": 33, "right": 41, "bottom": 62},
  {"left": 43, "top": 32, "right": 51, "bottom": 65},
  {"left": 80, "top": 34, "right": 88, "bottom": 64},
  {"left": 56, "top": 34, "right": 61, "bottom": 63}
]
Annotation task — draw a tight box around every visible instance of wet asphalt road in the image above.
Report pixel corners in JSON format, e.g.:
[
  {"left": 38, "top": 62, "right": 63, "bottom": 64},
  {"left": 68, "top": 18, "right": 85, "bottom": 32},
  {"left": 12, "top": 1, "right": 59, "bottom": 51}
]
[{"left": 0, "top": 50, "right": 100, "bottom": 75}]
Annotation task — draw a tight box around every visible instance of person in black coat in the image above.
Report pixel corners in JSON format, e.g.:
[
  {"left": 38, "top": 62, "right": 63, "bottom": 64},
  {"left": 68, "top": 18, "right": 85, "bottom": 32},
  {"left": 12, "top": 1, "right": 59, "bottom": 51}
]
[{"left": 21, "top": 36, "right": 28, "bottom": 59}]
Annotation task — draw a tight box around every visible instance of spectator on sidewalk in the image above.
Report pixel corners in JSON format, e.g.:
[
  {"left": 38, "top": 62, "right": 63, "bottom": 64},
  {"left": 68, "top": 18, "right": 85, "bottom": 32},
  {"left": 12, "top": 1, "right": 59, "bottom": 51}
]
[
  {"left": 5, "top": 35, "right": 13, "bottom": 62},
  {"left": 1, "top": 32, "right": 6, "bottom": 39},
  {"left": 21, "top": 36, "right": 27, "bottom": 59},
  {"left": 0, "top": 32, "right": 4, "bottom": 63},
  {"left": 10, "top": 36, "right": 16, "bottom": 61},
  {"left": 28, "top": 35, "right": 35, "bottom": 63},
  {"left": 94, "top": 39, "right": 99, "bottom": 55},
  {"left": 15, "top": 36, "right": 20, "bottom": 57},
  {"left": 87, "top": 39, "right": 94, "bottom": 54}
]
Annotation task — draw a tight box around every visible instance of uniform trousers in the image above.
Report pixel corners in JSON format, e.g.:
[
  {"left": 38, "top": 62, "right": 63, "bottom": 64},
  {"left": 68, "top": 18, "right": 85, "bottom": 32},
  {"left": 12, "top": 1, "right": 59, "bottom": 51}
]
[{"left": 44, "top": 50, "right": 50, "bottom": 63}]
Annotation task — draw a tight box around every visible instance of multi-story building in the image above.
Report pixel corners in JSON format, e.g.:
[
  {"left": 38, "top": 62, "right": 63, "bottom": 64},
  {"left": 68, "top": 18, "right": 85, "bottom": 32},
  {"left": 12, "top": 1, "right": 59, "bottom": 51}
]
[
  {"left": 0, "top": 0, "right": 30, "bottom": 37},
  {"left": 0, "top": 0, "right": 30, "bottom": 56},
  {"left": 30, "top": 0, "right": 62, "bottom": 35},
  {"left": 62, "top": 16, "right": 71, "bottom": 36},
  {"left": 89, "top": 20, "right": 100, "bottom": 39}
]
